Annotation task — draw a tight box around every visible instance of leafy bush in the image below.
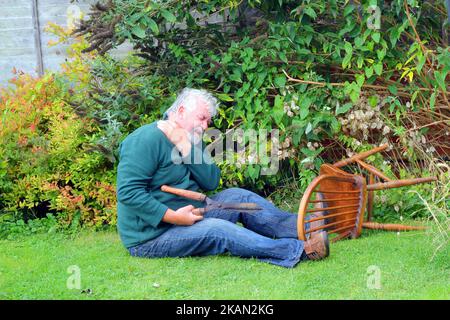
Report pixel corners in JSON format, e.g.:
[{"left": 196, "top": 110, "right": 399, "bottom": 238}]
[
  {"left": 0, "top": 71, "right": 116, "bottom": 234},
  {"left": 1, "top": 0, "right": 448, "bottom": 237},
  {"left": 72, "top": 0, "right": 449, "bottom": 192}
]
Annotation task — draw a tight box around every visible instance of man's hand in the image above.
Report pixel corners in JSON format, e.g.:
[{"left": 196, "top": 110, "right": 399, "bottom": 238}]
[
  {"left": 157, "top": 120, "right": 192, "bottom": 157},
  {"left": 162, "top": 205, "right": 203, "bottom": 225}
]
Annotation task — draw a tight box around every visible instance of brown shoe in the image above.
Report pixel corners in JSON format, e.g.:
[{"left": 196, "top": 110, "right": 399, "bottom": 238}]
[{"left": 304, "top": 231, "right": 330, "bottom": 260}]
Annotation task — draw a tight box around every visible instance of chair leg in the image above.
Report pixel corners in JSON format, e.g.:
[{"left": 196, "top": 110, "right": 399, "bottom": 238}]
[{"left": 367, "top": 173, "right": 374, "bottom": 222}]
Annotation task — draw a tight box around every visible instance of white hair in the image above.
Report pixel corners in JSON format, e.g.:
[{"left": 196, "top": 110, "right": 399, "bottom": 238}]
[{"left": 163, "top": 88, "right": 219, "bottom": 119}]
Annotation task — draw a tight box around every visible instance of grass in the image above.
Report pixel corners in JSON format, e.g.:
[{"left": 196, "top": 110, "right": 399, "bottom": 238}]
[{"left": 0, "top": 226, "right": 448, "bottom": 300}]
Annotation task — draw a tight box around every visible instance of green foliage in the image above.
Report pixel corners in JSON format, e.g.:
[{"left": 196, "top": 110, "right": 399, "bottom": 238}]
[
  {"left": 0, "top": 72, "right": 116, "bottom": 234},
  {"left": 72, "top": 0, "right": 448, "bottom": 192},
  {"left": 2, "top": 0, "right": 448, "bottom": 234}
]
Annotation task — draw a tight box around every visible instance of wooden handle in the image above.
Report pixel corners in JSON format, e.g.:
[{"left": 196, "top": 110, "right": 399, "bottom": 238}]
[{"left": 161, "top": 185, "right": 207, "bottom": 202}]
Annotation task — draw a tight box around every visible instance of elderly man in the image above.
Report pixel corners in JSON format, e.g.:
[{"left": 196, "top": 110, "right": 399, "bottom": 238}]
[{"left": 116, "top": 88, "right": 329, "bottom": 268}]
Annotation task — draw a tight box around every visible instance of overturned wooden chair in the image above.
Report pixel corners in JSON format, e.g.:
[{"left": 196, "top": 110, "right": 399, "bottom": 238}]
[{"left": 297, "top": 144, "right": 437, "bottom": 242}]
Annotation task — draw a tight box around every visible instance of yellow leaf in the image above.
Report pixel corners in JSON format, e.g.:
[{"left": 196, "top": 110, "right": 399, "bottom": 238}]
[{"left": 407, "top": 71, "right": 414, "bottom": 83}]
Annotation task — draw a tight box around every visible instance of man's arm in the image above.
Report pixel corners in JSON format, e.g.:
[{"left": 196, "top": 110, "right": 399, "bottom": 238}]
[
  {"left": 116, "top": 134, "right": 170, "bottom": 227},
  {"left": 117, "top": 133, "right": 203, "bottom": 226},
  {"left": 183, "top": 141, "right": 221, "bottom": 191}
]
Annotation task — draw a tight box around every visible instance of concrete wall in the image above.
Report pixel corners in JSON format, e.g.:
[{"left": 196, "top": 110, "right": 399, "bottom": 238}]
[
  {"left": 0, "top": 0, "right": 132, "bottom": 87},
  {"left": 0, "top": 1, "right": 228, "bottom": 88}
]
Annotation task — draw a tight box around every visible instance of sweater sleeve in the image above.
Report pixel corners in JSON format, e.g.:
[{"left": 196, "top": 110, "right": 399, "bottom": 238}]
[
  {"left": 183, "top": 141, "right": 221, "bottom": 191},
  {"left": 116, "top": 134, "right": 168, "bottom": 228}
]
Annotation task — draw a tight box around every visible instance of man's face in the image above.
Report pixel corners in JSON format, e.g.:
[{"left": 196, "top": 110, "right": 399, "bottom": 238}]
[{"left": 176, "top": 98, "right": 211, "bottom": 136}]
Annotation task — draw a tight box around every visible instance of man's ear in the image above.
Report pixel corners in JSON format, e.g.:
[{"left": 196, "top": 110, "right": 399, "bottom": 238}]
[{"left": 178, "top": 105, "right": 185, "bottom": 119}]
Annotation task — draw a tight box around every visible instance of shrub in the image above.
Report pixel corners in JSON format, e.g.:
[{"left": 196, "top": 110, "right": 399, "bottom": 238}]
[
  {"left": 72, "top": 0, "right": 449, "bottom": 192},
  {"left": 0, "top": 72, "right": 116, "bottom": 233}
]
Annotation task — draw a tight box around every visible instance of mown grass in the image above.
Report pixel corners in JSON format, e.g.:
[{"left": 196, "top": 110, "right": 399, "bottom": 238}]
[{"left": 0, "top": 225, "right": 448, "bottom": 300}]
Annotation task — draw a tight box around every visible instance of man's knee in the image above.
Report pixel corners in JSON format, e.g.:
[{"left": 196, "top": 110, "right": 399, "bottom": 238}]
[{"left": 222, "top": 187, "right": 253, "bottom": 199}]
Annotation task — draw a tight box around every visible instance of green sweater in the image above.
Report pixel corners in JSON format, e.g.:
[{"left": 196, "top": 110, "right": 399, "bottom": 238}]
[{"left": 116, "top": 121, "right": 221, "bottom": 248}]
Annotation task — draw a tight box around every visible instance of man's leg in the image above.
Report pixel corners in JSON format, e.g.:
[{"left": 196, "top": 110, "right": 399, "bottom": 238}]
[
  {"left": 128, "top": 218, "right": 306, "bottom": 268},
  {"left": 206, "top": 188, "right": 301, "bottom": 239}
]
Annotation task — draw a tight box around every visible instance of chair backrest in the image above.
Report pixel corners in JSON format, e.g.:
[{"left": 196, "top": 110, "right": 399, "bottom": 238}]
[
  {"left": 297, "top": 144, "right": 436, "bottom": 241},
  {"left": 297, "top": 164, "right": 367, "bottom": 242}
]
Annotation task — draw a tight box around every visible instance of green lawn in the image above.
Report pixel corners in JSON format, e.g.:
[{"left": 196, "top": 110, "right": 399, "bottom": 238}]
[{"left": 0, "top": 226, "right": 448, "bottom": 299}]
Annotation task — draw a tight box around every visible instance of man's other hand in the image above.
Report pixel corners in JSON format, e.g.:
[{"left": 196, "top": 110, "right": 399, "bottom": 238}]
[
  {"left": 162, "top": 205, "right": 203, "bottom": 225},
  {"left": 157, "top": 120, "right": 192, "bottom": 157}
]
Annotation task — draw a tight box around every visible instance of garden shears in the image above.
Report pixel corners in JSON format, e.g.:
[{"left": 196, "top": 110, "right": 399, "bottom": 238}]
[{"left": 161, "top": 185, "right": 262, "bottom": 216}]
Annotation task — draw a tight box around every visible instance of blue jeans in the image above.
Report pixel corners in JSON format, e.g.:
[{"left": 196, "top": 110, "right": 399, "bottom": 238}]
[{"left": 128, "top": 188, "right": 308, "bottom": 268}]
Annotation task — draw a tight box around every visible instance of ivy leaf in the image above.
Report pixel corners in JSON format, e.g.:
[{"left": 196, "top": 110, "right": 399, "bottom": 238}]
[
  {"left": 279, "top": 52, "right": 288, "bottom": 63},
  {"left": 377, "top": 48, "right": 386, "bottom": 61},
  {"left": 373, "top": 62, "right": 383, "bottom": 75},
  {"left": 354, "top": 36, "right": 364, "bottom": 48},
  {"left": 357, "top": 56, "right": 364, "bottom": 69},
  {"left": 388, "top": 85, "right": 398, "bottom": 95},
  {"left": 429, "top": 91, "right": 436, "bottom": 111},
  {"left": 148, "top": 18, "right": 159, "bottom": 35},
  {"left": 272, "top": 95, "right": 285, "bottom": 125},
  {"left": 274, "top": 75, "right": 286, "bottom": 88},
  {"left": 131, "top": 26, "right": 146, "bottom": 39},
  {"left": 365, "top": 66, "right": 374, "bottom": 78},
  {"left": 217, "top": 93, "right": 234, "bottom": 102},
  {"left": 161, "top": 9, "right": 176, "bottom": 23},
  {"left": 304, "top": 7, "right": 317, "bottom": 19},
  {"left": 342, "top": 42, "right": 353, "bottom": 69},
  {"left": 300, "top": 97, "right": 311, "bottom": 120},
  {"left": 336, "top": 102, "right": 353, "bottom": 115},
  {"left": 345, "top": 82, "right": 361, "bottom": 103},
  {"left": 344, "top": 4, "right": 355, "bottom": 17},
  {"left": 434, "top": 70, "right": 448, "bottom": 91},
  {"left": 305, "top": 122, "right": 313, "bottom": 135},
  {"left": 389, "top": 27, "right": 400, "bottom": 47},
  {"left": 371, "top": 32, "right": 380, "bottom": 43},
  {"left": 416, "top": 54, "right": 426, "bottom": 74},
  {"left": 330, "top": 117, "right": 340, "bottom": 133},
  {"left": 368, "top": 95, "right": 378, "bottom": 107},
  {"left": 355, "top": 74, "right": 365, "bottom": 87}
]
